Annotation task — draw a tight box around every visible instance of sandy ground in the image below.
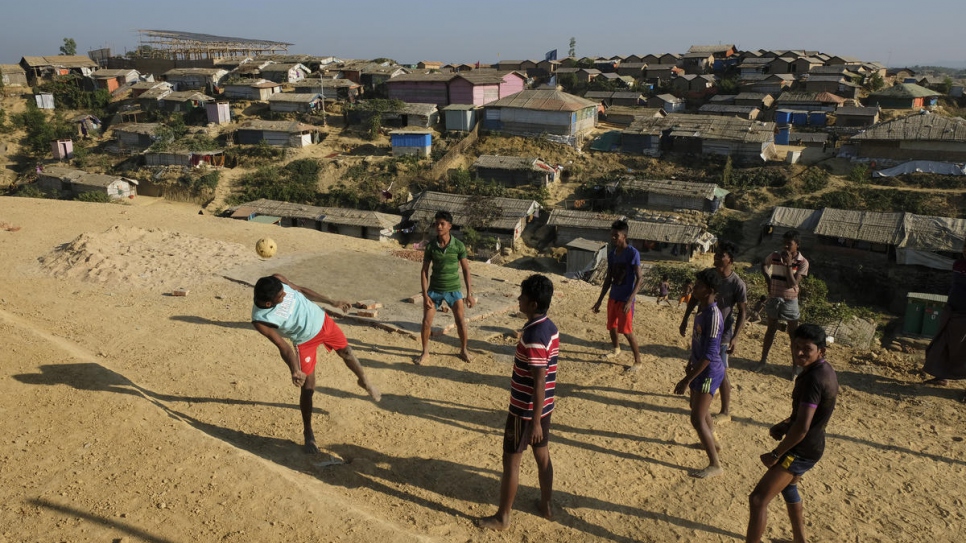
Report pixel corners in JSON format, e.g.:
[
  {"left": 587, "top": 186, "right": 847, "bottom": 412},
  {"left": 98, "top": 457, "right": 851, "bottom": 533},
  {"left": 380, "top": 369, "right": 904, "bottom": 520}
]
[{"left": 1, "top": 196, "right": 965, "bottom": 543}]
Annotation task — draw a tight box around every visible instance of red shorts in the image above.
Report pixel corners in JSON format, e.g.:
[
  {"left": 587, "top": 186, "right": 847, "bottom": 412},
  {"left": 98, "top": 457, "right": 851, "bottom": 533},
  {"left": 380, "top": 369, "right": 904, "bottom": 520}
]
[
  {"left": 296, "top": 317, "right": 348, "bottom": 374},
  {"left": 607, "top": 298, "right": 634, "bottom": 334}
]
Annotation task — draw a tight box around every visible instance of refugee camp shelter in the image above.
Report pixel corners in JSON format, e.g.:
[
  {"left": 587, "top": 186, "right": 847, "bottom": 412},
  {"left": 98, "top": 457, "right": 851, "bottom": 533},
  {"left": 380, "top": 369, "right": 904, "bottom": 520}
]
[
  {"left": 36, "top": 166, "right": 137, "bottom": 199},
  {"left": 471, "top": 155, "right": 558, "bottom": 187}
]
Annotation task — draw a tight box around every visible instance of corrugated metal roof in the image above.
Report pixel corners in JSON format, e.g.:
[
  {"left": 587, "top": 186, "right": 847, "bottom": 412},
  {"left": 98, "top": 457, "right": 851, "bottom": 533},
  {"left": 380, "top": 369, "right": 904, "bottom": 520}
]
[
  {"left": 851, "top": 114, "right": 966, "bottom": 142},
  {"left": 163, "top": 68, "right": 227, "bottom": 76},
  {"left": 546, "top": 209, "right": 623, "bottom": 229},
  {"left": 697, "top": 104, "right": 759, "bottom": 115},
  {"left": 161, "top": 91, "right": 214, "bottom": 102},
  {"left": 763, "top": 206, "right": 822, "bottom": 230},
  {"left": 621, "top": 179, "right": 719, "bottom": 201},
  {"left": 814, "top": 208, "right": 905, "bottom": 245},
  {"left": 485, "top": 89, "right": 597, "bottom": 112},
  {"left": 21, "top": 55, "right": 97, "bottom": 68},
  {"left": 688, "top": 44, "right": 734, "bottom": 54},
  {"left": 627, "top": 220, "right": 705, "bottom": 244},
  {"left": 259, "top": 63, "right": 306, "bottom": 72},
  {"left": 565, "top": 237, "right": 608, "bottom": 252},
  {"left": 835, "top": 106, "right": 879, "bottom": 116}
]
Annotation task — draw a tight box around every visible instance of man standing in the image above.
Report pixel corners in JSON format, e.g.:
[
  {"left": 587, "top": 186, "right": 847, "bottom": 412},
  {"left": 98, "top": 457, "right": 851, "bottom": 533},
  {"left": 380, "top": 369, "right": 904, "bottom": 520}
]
[
  {"left": 759, "top": 230, "right": 809, "bottom": 379},
  {"left": 251, "top": 274, "right": 380, "bottom": 454},
  {"left": 417, "top": 211, "right": 475, "bottom": 365},
  {"left": 681, "top": 241, "right": 746, "bottom": 421},
  {"left": 592, "top": 220, "right": 643, "bottom": 370}
]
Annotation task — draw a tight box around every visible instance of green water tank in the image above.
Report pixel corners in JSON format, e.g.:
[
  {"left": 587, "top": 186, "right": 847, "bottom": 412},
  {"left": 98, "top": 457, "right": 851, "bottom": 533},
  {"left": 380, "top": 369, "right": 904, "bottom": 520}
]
[
  {"left": 921, "top": 299, "right": 948, "bottom": 338},
  {"left": 904, "top": 294, "right": 926, "bottom": 334}
]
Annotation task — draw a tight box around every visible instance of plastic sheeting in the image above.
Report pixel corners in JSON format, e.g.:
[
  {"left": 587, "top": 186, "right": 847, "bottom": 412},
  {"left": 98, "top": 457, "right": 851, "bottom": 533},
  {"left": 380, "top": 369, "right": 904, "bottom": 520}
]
[{"left": 873, "top": 160, "right": 966, "bottom": 177}]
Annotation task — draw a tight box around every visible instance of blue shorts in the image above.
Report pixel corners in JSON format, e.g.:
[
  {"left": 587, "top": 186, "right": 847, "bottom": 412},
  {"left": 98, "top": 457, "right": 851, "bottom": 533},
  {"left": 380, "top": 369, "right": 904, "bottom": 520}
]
[
  {"left": 719, "top": 341, "right": 730, "bottom": 368},
  {"left": 777, "top": 452, "right": 817, "bottom": 476},
  {"left": 689, "top": 368, "right": 724, "bottom": 397},
  {"left": 427, "top": 290, "right": 463, "bottom": 310}
]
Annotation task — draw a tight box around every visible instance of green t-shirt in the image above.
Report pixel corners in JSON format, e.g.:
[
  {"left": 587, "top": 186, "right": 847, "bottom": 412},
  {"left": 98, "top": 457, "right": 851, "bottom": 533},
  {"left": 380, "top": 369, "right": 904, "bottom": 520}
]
[{"left": 425, "top": 236, "right": 467, "bottom": 293}]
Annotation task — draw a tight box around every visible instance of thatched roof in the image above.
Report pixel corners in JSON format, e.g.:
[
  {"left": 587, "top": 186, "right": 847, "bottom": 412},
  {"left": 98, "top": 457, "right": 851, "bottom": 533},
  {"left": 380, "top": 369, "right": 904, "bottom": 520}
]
[
  {"left": 112, "top": 123, "right": 161, "bottom": 135},
  {"left": 318, "top": 207, "right": 402, "bottom": 230},
  {"left": 547, "top": 209, "right": 623, "bottom": 229},
  {"left": 620, "top": 179, "right": 720, "bottom": 201},
  {"left": 20, "top": 55, "right": 97, "bottom": 68},
  {"left": 851, "top": 114, "right": 966, "bottom": 142},
  {"left": 813, "top": 208, "right": 905, "bottom": 245},
  {"left": 235, "top": 120, "right": 318, "bottom": 133},
  {"left": 399, "top": 191, "right": 539, "bottom": 231},
  {"left": 763, "top": 206, "right": 822, "bottom": 230},
  {"left": 626, "top": 220, "right": 705, "bottom": 244},
  {"left": 267, "top": 92, "right": 321, "bottom": 103},
  {"left": 485, "top": 89, "right": 597, "bottom": 112}
]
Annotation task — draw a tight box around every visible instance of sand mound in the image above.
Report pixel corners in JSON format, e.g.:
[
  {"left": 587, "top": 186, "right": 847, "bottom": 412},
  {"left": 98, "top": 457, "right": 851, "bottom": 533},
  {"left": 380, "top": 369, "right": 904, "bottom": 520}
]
[{"left": 39, "top": 225, "right": 260, "bottom": 289}]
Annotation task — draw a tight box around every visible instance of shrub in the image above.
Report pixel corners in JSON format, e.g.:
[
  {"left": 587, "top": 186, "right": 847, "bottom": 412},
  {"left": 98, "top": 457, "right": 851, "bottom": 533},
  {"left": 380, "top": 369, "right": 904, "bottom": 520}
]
[
  {"left": 13, "top": 184, "right": 46, "bottom": 199},
  {"left": 847, "top": 164, "right": 869, "bottom": 184},
  {"left": 641, "top": 263, "right": 700, "bottom": 297},
  {"left": 707, "top": 213, "right": 745, "bottom": 246},
  {"left": 801, "top": 168, "right": 829, "bottom": 192},
  {"left": 76, "top": 191, "right": 112, "bottom": 203}
]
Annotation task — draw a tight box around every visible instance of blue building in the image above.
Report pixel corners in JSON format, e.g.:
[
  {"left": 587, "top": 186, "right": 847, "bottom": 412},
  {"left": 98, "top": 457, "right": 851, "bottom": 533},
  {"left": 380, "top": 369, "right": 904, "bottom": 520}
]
[{"left": 390, "top": 128, "right": 432, "bottom": 157}]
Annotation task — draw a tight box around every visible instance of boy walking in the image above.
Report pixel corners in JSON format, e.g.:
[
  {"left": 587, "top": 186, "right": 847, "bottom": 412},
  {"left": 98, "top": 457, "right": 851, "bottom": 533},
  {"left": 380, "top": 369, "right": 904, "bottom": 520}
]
[
  {"left": 746, "top": 324, "right": 838, "bottom": 543},
  {"left": 417, "top": 211, "right": 476, "bottom": 365},
  {"left": 759, "top": 230, "right": 809, "bottom": 378},
  {"left": 592, "top": 220, "right": 643, "bottom": 369},
  {"left": 656, "top": 275, "right": 671, "bottom": 306},
  {"left": 251, "top": 274, "right": 381, "bottom": 454},
  {"left": 674, "top": 268, "right": 724, "bottom": 478},
  {"left": 479, "top": 275, "right": 558, "bottom": 531},
  {"left": 680, "top": 241, "right": 747, "bottom": 421}
]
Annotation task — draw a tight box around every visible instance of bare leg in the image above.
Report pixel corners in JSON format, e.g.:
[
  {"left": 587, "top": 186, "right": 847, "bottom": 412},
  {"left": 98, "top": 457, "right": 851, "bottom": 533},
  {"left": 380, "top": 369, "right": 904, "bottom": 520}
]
[
  {"left": 478, "top": 452, "right": 523, "bottom": 531},
  {"left": 300, "top": 371, "right": 319, "bottom": 454},
  {"left": 452, "top": 299, "right": 472, "bottom": 362},
  {"left": 718, "top": 370, "right": 732, "bottom": 417},
  {"left": 690, "top": 390, "right": 722, "bottom": 478},
  {"left": 605, "top": 328, "right": 621, "bottom": 359},
  {"left": 760, "top": 317, "right": 779, "bottom": 365},
  {"left": 787, "top": 498, "right": 807, "bottom": 543},
  {"left": 624, "top": 332, "right": 642, "bottom": 367},
  {"left": 532, "top": 445, "right": 554, "bottom": 520},
  {"left": 746, "top": 466, "right": 796, "bottom": 543},
  {"left": 787, "top": 319, "right": 800, "bottom": 378},
  {"left": 416, "top": 304, "right": 436, "bottom": 365},
  {"left": 335, "top": 346, "right": 381, "bottom": 402}
]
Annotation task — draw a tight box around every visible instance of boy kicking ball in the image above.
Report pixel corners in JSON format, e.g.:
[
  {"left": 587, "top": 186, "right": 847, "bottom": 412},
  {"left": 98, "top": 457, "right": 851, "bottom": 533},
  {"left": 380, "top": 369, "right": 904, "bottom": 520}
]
[
  {"left": 674, "top": 268, "right": 724, "bottom": 478},
  {"left": 479, "top": 274, "right": 559, "bottom": 531}
]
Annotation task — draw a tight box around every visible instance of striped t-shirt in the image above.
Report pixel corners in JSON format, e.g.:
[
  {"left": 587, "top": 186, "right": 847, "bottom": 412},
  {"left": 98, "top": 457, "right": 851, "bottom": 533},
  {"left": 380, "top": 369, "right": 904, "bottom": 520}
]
[
  {"left": 689, "top": 302, "right": 724, "bottom": 374},
  {"left": 766, "top": 251, "right": 809, "bottom": 300},
  {"left": 509, "top": 315, "right": 559, "bottom": 420}
]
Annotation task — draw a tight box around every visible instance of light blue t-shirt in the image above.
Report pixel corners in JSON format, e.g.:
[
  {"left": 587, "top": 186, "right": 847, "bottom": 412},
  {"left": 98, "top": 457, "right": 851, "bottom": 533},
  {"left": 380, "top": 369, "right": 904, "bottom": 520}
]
[{"left": 251, "top": 284, "right": 326, "bottom": 345}]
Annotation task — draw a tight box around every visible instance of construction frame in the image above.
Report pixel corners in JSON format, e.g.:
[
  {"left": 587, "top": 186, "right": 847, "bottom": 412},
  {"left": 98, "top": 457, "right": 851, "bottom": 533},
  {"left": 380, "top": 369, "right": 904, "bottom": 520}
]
[{"left": 136, "top": 29, "right": 292, "bottom": 61}]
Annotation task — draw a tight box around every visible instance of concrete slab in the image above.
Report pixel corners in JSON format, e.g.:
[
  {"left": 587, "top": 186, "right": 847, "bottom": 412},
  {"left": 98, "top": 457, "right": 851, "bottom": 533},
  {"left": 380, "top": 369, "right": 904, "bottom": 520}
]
[{"left": 224, "top": 249, "right": 519, "bottom": 339}]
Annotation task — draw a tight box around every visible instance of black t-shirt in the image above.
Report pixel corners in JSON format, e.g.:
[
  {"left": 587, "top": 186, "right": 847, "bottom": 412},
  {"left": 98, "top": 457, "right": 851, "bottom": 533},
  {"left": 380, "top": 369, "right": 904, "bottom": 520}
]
[{"left": 789, "top": 360, "right": 838, "bottom": 461}]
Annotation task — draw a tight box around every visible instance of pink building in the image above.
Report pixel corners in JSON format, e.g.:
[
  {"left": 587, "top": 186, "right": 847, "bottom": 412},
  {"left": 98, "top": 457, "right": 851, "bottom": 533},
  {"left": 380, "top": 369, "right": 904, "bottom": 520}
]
[{"left": 448, "top": 72, "right": 526, "bottom": 106}]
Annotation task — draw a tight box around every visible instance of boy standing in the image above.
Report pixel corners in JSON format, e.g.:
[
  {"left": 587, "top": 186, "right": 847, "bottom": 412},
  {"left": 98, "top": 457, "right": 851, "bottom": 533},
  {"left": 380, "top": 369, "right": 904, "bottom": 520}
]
[
  {"left": 479, "top": 274, "right": 559, "bottom": 531},
  {"left": 251, "top": 274, "right": 381, "bottom": 454},
  {"left": 676, "top": 278, "right": 694, "bottom": 308},
  {"left": 759, "top": 230, "right": 809, "bottom": 378},
  {"left": 674, "top": 268, "right": 724, "bottom": 478},
  {"left": 746, "top": 324, "right": 838, "bottom": 543},
  {"left": 417, "top": 211, "right": 476, "bottom": 365},
  {"left": 656, "top": 275, "right": 671, "bottom": 306},
  {"left": 592, "top": 220, "right": 643, "bottom": 369}
]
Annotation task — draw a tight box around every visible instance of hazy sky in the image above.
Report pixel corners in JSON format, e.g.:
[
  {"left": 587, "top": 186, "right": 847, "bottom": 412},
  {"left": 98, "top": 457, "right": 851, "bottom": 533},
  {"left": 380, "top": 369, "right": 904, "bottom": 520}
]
[{"left": 2, "top": 0, "right": 964, "bottom": 67}]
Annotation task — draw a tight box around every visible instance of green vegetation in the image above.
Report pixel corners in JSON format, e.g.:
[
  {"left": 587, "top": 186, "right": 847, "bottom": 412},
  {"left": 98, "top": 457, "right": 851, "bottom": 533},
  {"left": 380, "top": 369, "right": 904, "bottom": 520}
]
[
  {"left": 801, "top": 168, "right": 829, "bottom": 192},
  {"left": 568, "top": 37, "right": 576, "bottom": 58},
  {"left": 59, "top": 38, "right": 77, "bottom": 56},
  {"left": 708, "top": 212, "right": 745, "bottom": 246},
  {"left": 38, "top": 78, "right": 111, "bottom": 113},
  {"left": 228, "top": 158, "right": 322, "bottom": 205},
  {"left": 12, "top": 184, "right": 46, "bottom": 199},
  {"left": 847, "top": 164, "right": 869, "bottom": 184},
  {"left": 641, "top": 263, "right": 700, "bottom": 296},
  {"left": 76, "top": 191, "right": 112, "bottom": 203},
  {"left": 12, "top": 105, "right": 74, "bottom": 157},
  {"left": 716, "top": 77, "right": 740, "bottom": 95},
  {"left": 224, "top": 141, "right": 286, "bottom": 167},
  {"left": 353, "top": 99, "right": 404, "bottom": 140}
]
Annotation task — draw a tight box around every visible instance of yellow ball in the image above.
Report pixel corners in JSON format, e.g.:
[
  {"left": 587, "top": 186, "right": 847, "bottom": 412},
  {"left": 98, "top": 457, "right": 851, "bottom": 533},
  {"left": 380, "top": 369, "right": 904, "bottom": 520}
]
[{"left": 255, "top": 237, "right": 277, "bottom": 258}]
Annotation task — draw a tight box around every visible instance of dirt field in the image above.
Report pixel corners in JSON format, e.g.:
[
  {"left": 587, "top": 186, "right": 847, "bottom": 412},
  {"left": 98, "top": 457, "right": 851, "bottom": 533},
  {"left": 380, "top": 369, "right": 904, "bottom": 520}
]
[{"left": 1, "top": 196, "right": 964, "bottom": 543}]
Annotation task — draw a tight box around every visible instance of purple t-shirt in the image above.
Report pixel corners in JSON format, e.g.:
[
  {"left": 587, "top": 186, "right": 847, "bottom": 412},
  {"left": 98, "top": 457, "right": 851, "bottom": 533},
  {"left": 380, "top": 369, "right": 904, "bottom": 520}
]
[
  {"left": 608, "top": 246, "right": 641, "bottom": 302},
  {"left": 690, "top": 302, "right": 724, "bottom": 379}
]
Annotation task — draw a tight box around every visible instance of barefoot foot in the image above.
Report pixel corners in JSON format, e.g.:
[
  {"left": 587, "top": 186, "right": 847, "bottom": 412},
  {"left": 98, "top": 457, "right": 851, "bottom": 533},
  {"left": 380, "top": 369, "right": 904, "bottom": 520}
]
[
  {"left": 458, "top": 350, "right": 473, "bottom": 363},
  {"left": 536, "top": 500, "right": 553, "bottom": 521},
  {"left": 477, "top": 515, "right": 509, "bottom": 531},
  {"left": 691, "top": 465, "right": 723, "bottom": 478},
  {"left": 413, "top": 353, "right": 429, "bottom": 365},
  {"left": 604, "top": 348, "right": 621, "bottom": 360}
]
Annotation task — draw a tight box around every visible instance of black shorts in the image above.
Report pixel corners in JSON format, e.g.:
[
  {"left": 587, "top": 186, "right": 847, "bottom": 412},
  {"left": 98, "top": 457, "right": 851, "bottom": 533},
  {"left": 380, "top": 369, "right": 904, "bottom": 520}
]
[{"left": 503, "top": 412, "right": 552, "bottom": 454}]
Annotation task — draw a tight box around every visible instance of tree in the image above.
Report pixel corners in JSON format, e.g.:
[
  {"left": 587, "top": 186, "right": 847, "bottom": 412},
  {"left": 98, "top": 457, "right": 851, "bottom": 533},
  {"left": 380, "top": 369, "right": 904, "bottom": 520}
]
[
  {"left": 568, "top": 37, "right": 576, "bottom": 58},
  {"left": 60, "top": 38, "right": 77, "bottom": 56},
  {"left": 864, "top": 72, "right": 884, "bottom": 92},
  {"left": 938, "top": 76, "right": 953, "bottom": 95}
]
